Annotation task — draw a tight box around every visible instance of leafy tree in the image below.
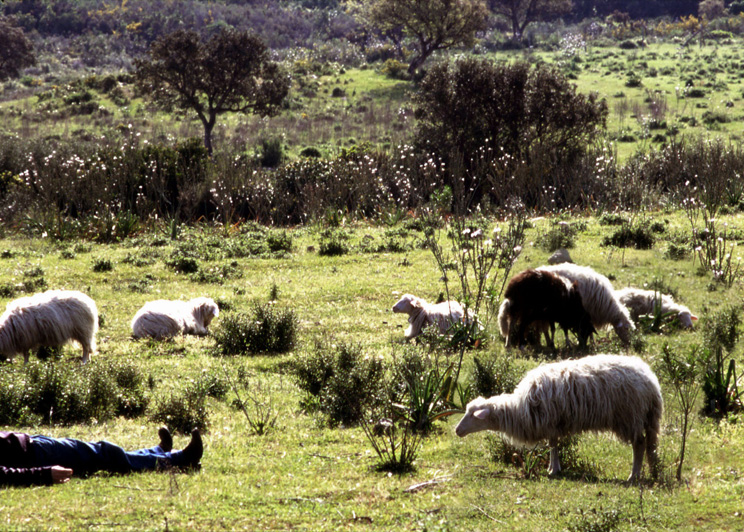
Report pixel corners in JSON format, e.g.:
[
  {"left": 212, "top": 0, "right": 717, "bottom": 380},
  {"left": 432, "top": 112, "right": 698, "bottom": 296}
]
[
  {"left": 0, "top": 17, "right": 36, "bottom": 80},
  {"left": 698, "top": 0, "right": 727, "bottom": 20},
  {"left": 349, "top": 0, "right": 489, "bottom": 75},
  {"left": 488, "top": 0, "right": 573, "bottom": 39},
  {"left": 413, "top": 58, "right": 607, "bottom": 162},
  {"left": 134, "top": 28, "right": 290, "bottom": 156}
]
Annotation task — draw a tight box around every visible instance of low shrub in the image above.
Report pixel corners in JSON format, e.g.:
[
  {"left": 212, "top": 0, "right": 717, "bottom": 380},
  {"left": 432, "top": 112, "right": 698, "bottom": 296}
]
[
  {"left": 165, "top": 249, "right": 200, "bottom": 273},
  {"left": 0, "top": 360, "right": 150, "bottom": 426},
  {"left": 601, "top": 224, "right": 655, "bottom": 249},
  {"left": 318, "top": 229, "right": 350, "bottom": 256},
  {"left": 536, "top": 222, "right": 578, "bottom": 252},
  {"left": 149, "top": 386, "right": 209, "bottom": 435},
  {"left": 469, "top": 353, "right": 519, "bottom": 398},
  {"left": 92, "top": 258, "right": 114, "bottom": 272},
  {"left": 212, "top": 304, "right": 298, "bottom": 356},
  {"left": 292, "top": 340, "right": 385, "bottom": 426}
]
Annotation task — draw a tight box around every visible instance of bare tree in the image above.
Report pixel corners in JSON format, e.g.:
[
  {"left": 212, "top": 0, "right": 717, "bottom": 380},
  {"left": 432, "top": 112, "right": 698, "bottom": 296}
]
[{"left": 135, "top": 28, "right": 290, "bottom": 156}]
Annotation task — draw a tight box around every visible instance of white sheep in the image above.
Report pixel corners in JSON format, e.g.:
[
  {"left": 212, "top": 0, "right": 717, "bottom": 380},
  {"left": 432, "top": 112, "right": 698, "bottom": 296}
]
[
  {"left": 537, "top": 264, "right": 635, "bottom": 345},
  {"left": 131, "top": 297, "right": 219, "bottom": 340},
  {"left": 455, "top": 354, "right": 662, "bottom": 482},
  {"left": 0, "top": 290, "right": 98, "bottom": 364},
  {"left": 616, "top": 287, "right": 697, "bottom": 329},
  {"left": 392, "top": 294, "right": 472, "bottom": 338}
]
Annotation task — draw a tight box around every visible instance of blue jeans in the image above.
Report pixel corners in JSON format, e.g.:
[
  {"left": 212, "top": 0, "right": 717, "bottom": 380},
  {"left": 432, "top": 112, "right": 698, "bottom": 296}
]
[{"left": 30, "top": 435, "right": 184, "bottom": 475}]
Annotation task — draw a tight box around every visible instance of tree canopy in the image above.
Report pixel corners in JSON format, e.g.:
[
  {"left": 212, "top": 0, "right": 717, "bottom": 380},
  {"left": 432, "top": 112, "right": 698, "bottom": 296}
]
[
  {"left": 350, "top": 0, "right": 489, "bottom": 75},
  {"left": 0, "top": 17, "right": 36, "bottom": 80},
  {"left": 413, "top": 57, "right": 607, "bottom": 161},
  {"left": 488, "top": 0, "right": 572, "bottom": 39},
  {"left": 134, "top": 28, "right": 290, "bottom": 156}
]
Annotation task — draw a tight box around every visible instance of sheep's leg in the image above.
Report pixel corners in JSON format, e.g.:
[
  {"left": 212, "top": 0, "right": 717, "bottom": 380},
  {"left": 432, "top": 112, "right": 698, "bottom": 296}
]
[
  {"left": 23, "top": 351, "right": 30, "bottom": 364},
  {"left": 628, "top": 437, "right": 645, "bottom": 482},
  {"left": 81, "top": 343, "right": 91, "bottom": 365},
  {"left": 548, "top": 439, "right": 561, "bottom": 476},
  {"left": 562, "top": 327, "right": 572, "bottom": 348},
  {"left": 516, "top": 321, "right": 529, "bottom": 348},
  {"left": 541, "top": 323, "right": 555, "bottom": 349}
]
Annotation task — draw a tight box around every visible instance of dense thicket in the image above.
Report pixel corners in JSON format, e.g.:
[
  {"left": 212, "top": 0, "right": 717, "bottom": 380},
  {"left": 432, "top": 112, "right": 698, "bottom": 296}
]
[{"left": 1, "top": 132, "right": 742, "bottom": 233}]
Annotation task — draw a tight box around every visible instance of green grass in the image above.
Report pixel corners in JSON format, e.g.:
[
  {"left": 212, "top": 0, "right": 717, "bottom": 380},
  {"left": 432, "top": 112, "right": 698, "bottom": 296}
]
[
  {"left": 1, "top": 210, "right": 744, "bottom": 530},
  {"left": 5, "top": 38, "right": 744, "bottom": 163}
]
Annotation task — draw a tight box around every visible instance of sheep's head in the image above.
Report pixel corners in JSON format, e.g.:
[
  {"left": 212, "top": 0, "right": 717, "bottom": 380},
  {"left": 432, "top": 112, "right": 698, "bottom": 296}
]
[
  {"left": 614, "top": 315, "right": 636, "bottom": 345},
  {"left": 192, "top": 297, "right": 219, "bottom": 326},
  {"left": 392, "top": 294, "right": 422, "bottom": 315},
  {"left": 678, "top": 311, "right": 698, "bottom": 329},
  {"left": 455, "top": 396, "right": 495, "bottom": 437}
]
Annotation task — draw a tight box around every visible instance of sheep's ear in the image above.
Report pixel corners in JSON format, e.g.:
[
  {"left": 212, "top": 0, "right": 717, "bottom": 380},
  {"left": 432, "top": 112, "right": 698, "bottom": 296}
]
[
  {"left": 691, "top": 315, "right": 699, "bottom": 321},
  {"left": 473, "top": 408, "right": 489, "bottom": 420}
]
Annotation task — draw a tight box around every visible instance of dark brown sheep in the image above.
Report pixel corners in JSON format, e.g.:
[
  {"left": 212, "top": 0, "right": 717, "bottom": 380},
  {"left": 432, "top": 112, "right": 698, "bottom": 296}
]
[{"left": 500, "top": 269, "right": 595, "bottom": 349}]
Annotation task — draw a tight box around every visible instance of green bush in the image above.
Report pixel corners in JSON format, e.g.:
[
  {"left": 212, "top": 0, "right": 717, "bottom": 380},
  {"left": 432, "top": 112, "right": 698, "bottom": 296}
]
[
  {"left": 469, "top": 353, "right": 519, "bottom": 398},
  {"left": 92, "top": 258, "right": 114, "bottom": 272},
  {"left": 212, "top": 304, "right": 298, "bottom": 356},
  {"left": 165, "top": 249, "right": 200, "bottom": 273},
  {"left": 149, "top": 387, "right": 209, "bottom": 435},
  {"left": 266, "top": 230, "right": 293, "bottom": 253},
  {"left": 601, "top": 225, "right": 655, "bottom": 249},
  {"left": 293, "top": 341, "right": 385, "bottom": 426},
  {"left": 536, "top": 222, "right": 578, "bottom": 252},
  {"left": 413, "top": 58, "right": 607, "bottom": 164},
  {"left": 0, "top": 360, "right": 150, "bottom": 426},
  {"left": 318, "top": 229, "right": 350, "bottom": 256},
  {"left": 259, "top": 137, "right": 284, "bottom": 168}
]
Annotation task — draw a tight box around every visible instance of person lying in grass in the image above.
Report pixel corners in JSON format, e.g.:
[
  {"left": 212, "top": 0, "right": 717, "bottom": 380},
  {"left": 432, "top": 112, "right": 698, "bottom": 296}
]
[{"left": 0, "top": 427, "right": 202, "bottom": 486}]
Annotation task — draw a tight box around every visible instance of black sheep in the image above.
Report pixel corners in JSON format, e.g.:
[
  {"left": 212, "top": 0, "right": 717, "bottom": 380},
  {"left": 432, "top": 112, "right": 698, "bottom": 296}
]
[{"left": 500, "top": 269, "right": 595, "bottom": 349}]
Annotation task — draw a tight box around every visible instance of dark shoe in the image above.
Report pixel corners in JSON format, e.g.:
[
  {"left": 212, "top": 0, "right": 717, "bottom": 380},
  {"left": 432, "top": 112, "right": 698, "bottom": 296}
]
[
  {"left": 158, "top": 426, "right": 173, "bottom": 452},
  {"left": 180, "top": 429, "right": 203, "bottom": 469}
]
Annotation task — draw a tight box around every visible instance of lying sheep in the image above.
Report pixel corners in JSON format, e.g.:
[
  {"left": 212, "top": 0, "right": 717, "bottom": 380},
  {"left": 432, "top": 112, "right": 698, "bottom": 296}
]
[
  {"left": 499, "top": 269, "right": 595, "bottom": 349},
  {"left": 132, "top": 297, "right": 219, "bottom": 340},
  {"left": 455, "top": 354, "right": 662, "bottom": 481},
  {"left": 616, "top": 287, "right": 697, "bottom": 329},
  {"left": 0, "top": 290, "right": 98, "bottom": 364},
  {"left": 392, "top": 294, "right": 473, "bottom": 339},
  {"left": 537, "top": 264, "right": 635, "bottom": 345}
]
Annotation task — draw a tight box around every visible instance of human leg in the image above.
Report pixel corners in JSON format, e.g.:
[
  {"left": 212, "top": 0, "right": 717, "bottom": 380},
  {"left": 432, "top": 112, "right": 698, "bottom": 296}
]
[
  {"left": 31, "top": 436, "right": 132, "bottom": 475},
  {"left": 30, "top": 428, "right": 202, "bottom": 475}
]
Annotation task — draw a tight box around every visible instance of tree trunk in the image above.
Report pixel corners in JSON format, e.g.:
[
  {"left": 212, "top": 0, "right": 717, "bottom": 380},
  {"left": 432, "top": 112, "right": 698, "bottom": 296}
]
[
  {"left": 407, "top": 54, "right": 427, "bottom": 75},
  {"left": 200, "top": 112, "right": 217, "bottom": 157}
]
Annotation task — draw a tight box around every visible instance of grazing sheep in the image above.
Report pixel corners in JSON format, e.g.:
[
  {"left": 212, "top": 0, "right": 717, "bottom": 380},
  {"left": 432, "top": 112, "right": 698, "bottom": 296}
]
[
  {"left": 0, "top": 290, "right": 98, "bottom": 364},
  {"left": 392, "top": 294, "right": 473, "bottom": 339},
  {"left": 132, "top": 297, "right": 219, "bottom": 340},
  {"left": 499, "top": 269, "right": 595, "bottom": 349},
  {"left": 616, "top": 287, "right": 697, "bottom": 329},
  {"left": 455, "top": 354, "right": 662, "bottom": 481},
  {"left": 498, "top": 299, "right": 554, "bottom": 348},
  {"left": 537, "top": 264, "right": 635, "bottom": 345}
]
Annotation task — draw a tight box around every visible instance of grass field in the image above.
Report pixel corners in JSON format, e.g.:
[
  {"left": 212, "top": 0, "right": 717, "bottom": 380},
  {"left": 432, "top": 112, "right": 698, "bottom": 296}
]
[
  {"left": 3, "top": 38, "right": 744, "bottom": 162},
  {"left": 1, "top": 210, "right": 744, "bottom": 531}
]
